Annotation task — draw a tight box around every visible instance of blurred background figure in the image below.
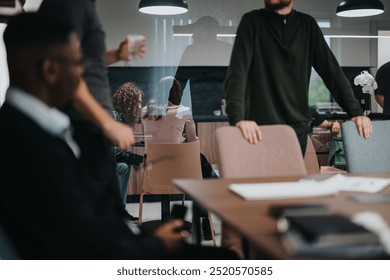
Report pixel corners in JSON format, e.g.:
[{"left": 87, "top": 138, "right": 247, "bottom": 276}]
[
  {"left": 142, "top": 76, "right": 217, "bottom": 240},
  {"left": 175, "top": 16, "right": 232, "bottom": 68},
  {"left": 309, "top": 106, "right": 341, "bottom": 136},
  {"left": 174, "top": 16, "right": 232, "bottom": 116},
  {"left": 112, "top": 82, "right": 145, "bottom": 217},
  {"left": 375, "top": 61, "right": 390, "bottom": 117},
  {"left": 142, "top": 76, "right": 217, "bottom": 180},
  {"left": 142, "top": 76, "right": 196, "bottom": 148}
]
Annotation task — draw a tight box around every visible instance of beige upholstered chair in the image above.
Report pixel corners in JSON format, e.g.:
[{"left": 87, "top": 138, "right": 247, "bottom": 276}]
[
  {"left": 304, "top": 136, "right": 346, "bottom": 174},
  {"left": 138, "top": 140, "right": 216, "bottom": 245},
  {"left": 215, "top": 125, "right": 307, "bottom": 258},
  {"left": 216, "top": 124, "right": 307, "bottom": 178},
  {"left": 304, "top": 136, "right": 321, "bottom": 174}
]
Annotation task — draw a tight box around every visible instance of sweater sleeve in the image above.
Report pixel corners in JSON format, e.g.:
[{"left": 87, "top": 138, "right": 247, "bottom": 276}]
[
  {"left": 224, "top": 13, "right": 255, "bottom": 125},
  {"left": 311, "top": 18, "right": 362, "bottom": 117}
]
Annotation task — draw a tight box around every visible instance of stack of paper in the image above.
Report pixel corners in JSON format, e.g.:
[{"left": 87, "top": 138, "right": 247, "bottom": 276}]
[{"left": 229, "top": 174, "right": 390, "bottom": 200}]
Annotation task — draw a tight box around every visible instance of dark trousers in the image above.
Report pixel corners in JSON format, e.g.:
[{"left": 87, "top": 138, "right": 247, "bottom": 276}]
[
  {"left": 200, "top": 153, "right": 218, "bottom": 178},
  {"left": 296, "top": 132, "right": 308, "bottom": 157}
]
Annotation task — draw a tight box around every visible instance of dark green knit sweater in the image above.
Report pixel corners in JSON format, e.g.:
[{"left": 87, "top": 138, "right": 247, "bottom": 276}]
[{"left": 225, "top": 9, "right": 362, "bottom": 134}]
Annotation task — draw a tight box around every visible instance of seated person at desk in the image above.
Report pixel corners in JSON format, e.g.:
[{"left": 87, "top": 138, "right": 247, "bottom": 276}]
[
  {"left": 142, "top": 76, "right": 216, "bottom": 240},
  {"left": 0, "top": 12, "right": 238, "bottom": 260},
  {"left": 308, "top": 106, "right": 347, "bottom": 170},
  {"left": 309, "top": 106, "right": 341, "bottom": 136},
  {"left": 142, "top": 77, "right": 196, "bottom": 146},
  {"left": 112, "top": 82, "right": 145, "bottom": 167},
  {"left": 112, "top": 83, "right": 145, "bottom": 216},
  {"left": 142, "top": 76, "right": 217, "bottom": 179}
]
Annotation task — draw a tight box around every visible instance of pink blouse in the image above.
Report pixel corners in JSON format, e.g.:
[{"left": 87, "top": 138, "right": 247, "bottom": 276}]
[{"left": 141, "top": 104, "right": 197, "bottom": 151}]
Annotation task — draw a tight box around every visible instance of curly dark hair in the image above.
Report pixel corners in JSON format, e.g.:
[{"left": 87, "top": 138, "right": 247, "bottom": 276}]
[{"left": 113, "top": 82, "right": 144, "bottom": 128}]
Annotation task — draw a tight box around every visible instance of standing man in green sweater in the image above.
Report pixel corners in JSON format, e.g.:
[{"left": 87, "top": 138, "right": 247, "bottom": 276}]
[{"left": 224, "top": 0, "right": 372, "bottom": 153}]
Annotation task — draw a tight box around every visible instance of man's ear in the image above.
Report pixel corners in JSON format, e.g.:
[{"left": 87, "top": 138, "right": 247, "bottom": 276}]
[{"left": 41, "top": 58, "right": 59, "bottom": 85}]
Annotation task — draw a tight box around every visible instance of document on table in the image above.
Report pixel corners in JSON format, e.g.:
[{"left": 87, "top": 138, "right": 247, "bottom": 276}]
[{"left": 229, "top": 174, "right": 390, "bottom": 200}]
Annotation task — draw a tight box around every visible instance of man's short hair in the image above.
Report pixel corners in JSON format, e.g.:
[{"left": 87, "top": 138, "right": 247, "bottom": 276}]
[{"left": 3, "top": 12, "right": 74, "bottom": 51}]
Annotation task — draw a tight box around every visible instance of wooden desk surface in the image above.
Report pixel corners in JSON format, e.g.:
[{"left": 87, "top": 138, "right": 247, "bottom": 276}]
[{"left": 173, "top": 173, "right": 390, "bottom": 259}]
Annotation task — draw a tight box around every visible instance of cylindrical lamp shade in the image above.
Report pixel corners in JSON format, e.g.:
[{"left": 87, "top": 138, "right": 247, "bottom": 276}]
[
  {"left": 139, "top": 0, "right": 188, "bottom": 15},
  {"left": 336, "top": 0, "right": 384, "bottom": 17}
]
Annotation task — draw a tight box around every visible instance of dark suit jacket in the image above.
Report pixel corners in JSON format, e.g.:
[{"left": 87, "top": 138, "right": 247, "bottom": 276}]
[{"left": 0, "top": 103, "right": 166, "bottom": 259}]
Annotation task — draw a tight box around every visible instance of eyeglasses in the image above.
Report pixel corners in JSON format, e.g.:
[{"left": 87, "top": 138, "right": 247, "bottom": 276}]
[{"left": 51, "top": 55, "right": 85, "bottom": 68}]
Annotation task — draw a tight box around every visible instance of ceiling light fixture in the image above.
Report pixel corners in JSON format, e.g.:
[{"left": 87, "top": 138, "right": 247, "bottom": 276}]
[
  {"left": 336, "top": 0, "right": 384, "bottom": 17},
  {"left": 139, "top": 0, "right": 188, "bottom": 15}
]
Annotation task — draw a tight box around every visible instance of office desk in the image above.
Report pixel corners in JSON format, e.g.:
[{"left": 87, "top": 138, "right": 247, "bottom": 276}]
[
  {"left": 173, "top": 173, "right": 390, "bottom": 259},
  {"left": 318, "top": 112, "right": 389, "bottom": 121}
]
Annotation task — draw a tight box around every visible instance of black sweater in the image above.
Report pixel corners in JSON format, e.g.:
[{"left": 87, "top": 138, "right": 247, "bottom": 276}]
[{"left": 225, "top": 9, "right": 362, "bottom": 133}]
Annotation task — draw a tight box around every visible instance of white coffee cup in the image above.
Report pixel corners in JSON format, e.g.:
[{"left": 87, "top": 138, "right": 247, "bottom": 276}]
[{"left": 127, "top": 34, "right": 145, "bottom": 60}]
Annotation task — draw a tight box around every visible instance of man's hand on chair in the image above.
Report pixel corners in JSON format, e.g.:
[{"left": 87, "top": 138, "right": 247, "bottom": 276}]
[
  {"left": 236, "top": 120, "right": 262, "bottom": 144},
  {"left": 351, "top": 116, "right": 372, "bottom": 139}
]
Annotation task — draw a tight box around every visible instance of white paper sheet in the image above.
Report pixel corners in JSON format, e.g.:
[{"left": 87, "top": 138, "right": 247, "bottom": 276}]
[
  {"left": 229, "top": 174, "right": 390, "bottom": 200},
  {"left": 229, "top": 181, "right": 337, "bottom": 200}
]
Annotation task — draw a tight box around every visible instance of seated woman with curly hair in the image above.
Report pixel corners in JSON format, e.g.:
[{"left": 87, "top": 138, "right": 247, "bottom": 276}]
[
  {"left": 112, "top": 82, "right": 145, "bottom": 217},
  {"left": 113, "top": 82, "right": 144, "bottom": 130}
]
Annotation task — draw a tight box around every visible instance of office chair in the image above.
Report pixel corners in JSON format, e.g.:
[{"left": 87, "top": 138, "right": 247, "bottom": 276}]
[
  {"left": 342, "top": 120, "right": 390, "bottom": 173},
  {"left": 216, "top": 124, "right": 307, "bottom": 178},
  {"left": 215, "top": 124, "right": 307, "bottom": 258},
  {"left": 138, "top": 140, "right": 216, "bottom": 245},
  {"left": 304, "top": 136, "right": 321, "bottom": 174},
  {"left": 304, "top": 136, "right": 346, "bottom": 174}
]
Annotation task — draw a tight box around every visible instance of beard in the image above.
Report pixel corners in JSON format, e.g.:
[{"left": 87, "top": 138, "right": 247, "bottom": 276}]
[{"left": 264, "top": 0, "right": 292, "bottom": 11}]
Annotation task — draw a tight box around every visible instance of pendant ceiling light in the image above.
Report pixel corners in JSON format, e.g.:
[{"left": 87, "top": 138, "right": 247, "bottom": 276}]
[
  {"left": 336, "top": 0, "right": 384, "bottom": 17},
  {"left": 139, "top": 0, "right": 188, "bottom": 15}
]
